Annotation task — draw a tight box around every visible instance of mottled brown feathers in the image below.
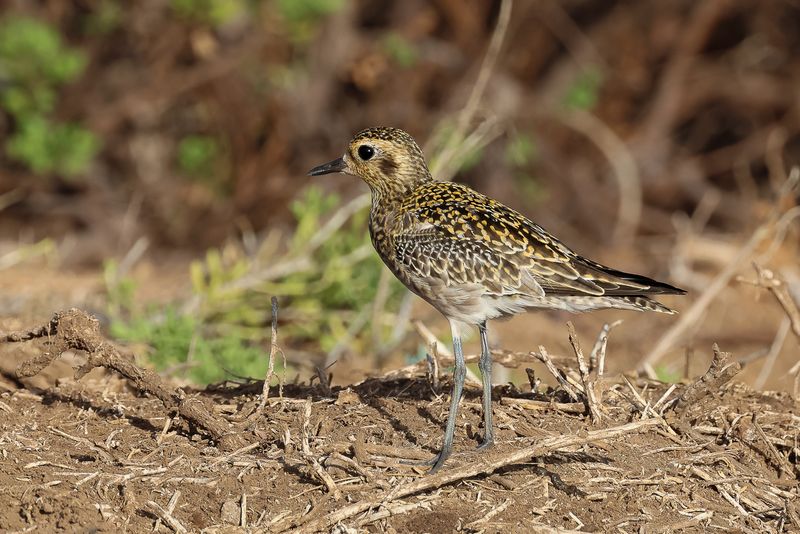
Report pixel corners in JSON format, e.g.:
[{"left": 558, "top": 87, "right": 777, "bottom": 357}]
[{"left": 333, "top": 127, "right": 683, "bottom": 323}]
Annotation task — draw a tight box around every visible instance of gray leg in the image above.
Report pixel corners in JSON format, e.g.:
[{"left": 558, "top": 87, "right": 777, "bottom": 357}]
[
  {"left": 429, "top": 320, "right": 467, "bottom": 473},
  {"left": 477, "top": 322, "right": 494, "bottom": 450}
]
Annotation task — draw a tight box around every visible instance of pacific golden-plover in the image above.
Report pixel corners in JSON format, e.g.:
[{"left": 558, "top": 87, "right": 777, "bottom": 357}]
[{"left": 309, "top": 127, "right": 685, "bottom": 472}]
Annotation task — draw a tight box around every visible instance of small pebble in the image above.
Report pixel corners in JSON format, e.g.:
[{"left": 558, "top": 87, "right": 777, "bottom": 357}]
[{"left": 220, "top": 499, "right": 240, "bottom": 525}]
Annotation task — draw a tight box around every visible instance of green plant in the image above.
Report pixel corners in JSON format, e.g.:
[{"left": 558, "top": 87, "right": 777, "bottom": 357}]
[
  {"left": 103, "top": 185, "right": 404, "bottom": 384},
  {"left": 170, "top": 0, "right": 246, "bottom": 26},
  {"left": 505, "top": 132, "right": 544, "bottom": 203},
  {"left": 0, "top": 16, "right": 99, "bottom": 177},
  {"left": 382, "top": 33, "right": 417, "bottom": 68},
  {"left": 6, "top": 116, "right": 99, "bottom": 176},
  {"left": 83, "top": 0, "right": 123, "bottom": 35},
  {"left": 563, "top": 67, "right": 603, "bottom": 111},
  {"left": 505, "top": 133, "right": 537, "bottom": 167},
  {"left": 275, "top": 0, "right": 345, "bottom": 43},
  {"left": 178, "top": 134, "right": 223, "bottom": 175},
  {"left": 103, "top": 259, "right": 137, "bottom": 318},
  {"left": 105, "top": 258, "right": 276, "bottom": 385},
  {"left": 189, "top": 186, "right": 404, "bottom": 353},
  {"left": 654, "top": 365, "right": 682, "bottom": 384},
  {"left": 111, "top": 309, "right": 269, "bottom": 384}
]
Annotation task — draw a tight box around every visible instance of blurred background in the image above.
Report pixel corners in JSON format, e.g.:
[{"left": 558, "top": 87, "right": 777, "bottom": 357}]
[{"left": 0, "top": 0, "right": 798, "bottom": 393}]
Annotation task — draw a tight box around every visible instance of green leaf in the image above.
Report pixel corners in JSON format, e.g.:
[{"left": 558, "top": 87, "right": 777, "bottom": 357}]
[
  {"left": 0, "top": 16, "right": 87, "bottom": 87},
  {"left": 275, "top": 0, "right": 345, "bottom": 42},
  {"left": 6, "top": 117, "right": 99, "bottom": 177},
  {"left": 170, "top": 0, "right": 247, "bottom": 26},
  {"left": 505, "top": 133, "right": 537, "bottom": 167},
  {"left": 177, "top": 134, "right": 220, "bottom": 177},
  {"left": 563, "top": 68, "right": 603, "bottom": 111},
  {"left": 382, "top": 33, "right": 417, "bottom": 68}
]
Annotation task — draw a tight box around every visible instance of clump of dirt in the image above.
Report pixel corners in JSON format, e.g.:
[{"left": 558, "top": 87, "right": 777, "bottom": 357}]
[{"left": 0, "top": 310, "right": 798, "bottom": 533}]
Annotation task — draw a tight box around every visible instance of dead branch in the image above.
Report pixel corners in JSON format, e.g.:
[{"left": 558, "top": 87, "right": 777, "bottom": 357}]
[
  {"left": 5, "top": 308, "right": 248, "bottom": 451},
  {"left": 750, "top": 414, "right": 796, "bottom": 479},
  {"left": 501, "top": 397, "right": 585, "bottom": 414},
  {"left": 425, "top": 341, "right": 441, "bottom": 392},
  {"left": 153, "top": 490, "right": 183, "bottom": 533},
  {"left": 145, "top": 499, "right": 188, "bottom": 534},
  {"left": 674, "top": 344, "right": 741, "bottom": 414},
  {"left": 258, "top": 296, "right": 284, "bottom": 409},
  {"left": 280, "top": 419, "right": 660, "bottom": 533},
  {"left": 535, "top": 345, "right": 583, "bottom": 401},
  {"left": 567, "top": 322, "right": 603, "bottom": 423},
  {"left": 589, "top": 320, "right": 622, "bottom": 376},
  {"left": 739, "top": 264, "right": 800, "bottom": 341}
]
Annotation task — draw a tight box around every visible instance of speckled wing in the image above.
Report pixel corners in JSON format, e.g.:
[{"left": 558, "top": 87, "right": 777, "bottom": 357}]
[{"left": 393, "top": 182, "right": 684, "bottom": 299}]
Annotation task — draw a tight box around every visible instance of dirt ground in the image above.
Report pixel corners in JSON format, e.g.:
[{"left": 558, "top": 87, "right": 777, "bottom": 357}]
[{"left": 1, "top": 306, "right": 798, "bottom": 534}]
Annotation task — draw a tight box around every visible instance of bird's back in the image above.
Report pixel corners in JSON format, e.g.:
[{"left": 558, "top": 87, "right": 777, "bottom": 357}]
[{"left": 373, "top": 181, "right": 684, "bottom": 323}]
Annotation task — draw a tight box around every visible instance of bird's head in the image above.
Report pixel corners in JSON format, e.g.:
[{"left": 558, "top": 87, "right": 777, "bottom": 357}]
[{"left": 308, "top": 127, "right": 432, "bottom": 195}]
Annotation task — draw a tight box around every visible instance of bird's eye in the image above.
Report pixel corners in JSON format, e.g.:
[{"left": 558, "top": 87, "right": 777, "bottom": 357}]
[{"left": 357, "top": 145, "right": 374, "bottom": 161}]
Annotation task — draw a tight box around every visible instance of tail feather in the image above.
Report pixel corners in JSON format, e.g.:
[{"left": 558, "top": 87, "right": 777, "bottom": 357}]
[{"left": 619, "top": 295, "right": 677, "bottom": 314}]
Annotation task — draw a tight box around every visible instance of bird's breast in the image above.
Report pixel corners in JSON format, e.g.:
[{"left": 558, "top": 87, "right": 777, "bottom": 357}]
[{"left": 368, "top": 207, "right": 403, "bottom": 273}]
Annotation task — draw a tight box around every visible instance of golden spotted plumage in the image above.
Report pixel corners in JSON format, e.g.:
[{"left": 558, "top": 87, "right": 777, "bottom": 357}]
[
  {"left": 335, "top": 128, "right": 685, "bottom": 324},
  {"left": 308, "top": 126, "right": 685, "bottom": 472}
]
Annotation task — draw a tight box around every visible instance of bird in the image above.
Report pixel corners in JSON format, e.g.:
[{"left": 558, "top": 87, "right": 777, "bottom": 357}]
[{"left": 308, "top": 126, "right": 685, "bottom": 472}]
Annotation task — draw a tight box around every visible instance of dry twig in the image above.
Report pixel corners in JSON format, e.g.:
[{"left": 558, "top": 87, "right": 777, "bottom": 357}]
[
  {"left": 47, "top": 427, "right": 117, "bottom": 464},
  {"left": 256, "top": 297, "right": 284, "bottom": 414},
  {"left": 356, "top": 497, "right": 441, "bottom": 528},
  {"left": 739, "top": 264, "right": 800, "bottom": 341},
  {"left": 146, "top": 499, "right": 187, "bottom": 533},
  {"left": 589, "top": 320, "right": 622, "bottom": 376},
  {"left": 567, "top": 322, "right": 603, "bottom": 423},
  {"left": 754, "top": 317, "right": 790, "bottom": 390},
  {"left": 429, "top": 0, "right": 514, "bottom": 181},
  {"left": 425, "top": 341, "right": 441, "bottom": 392},
  {"left": 675, "top": 344, "right": 741, "bottom": 414},
  {"left": 501, "top": 397, "right": 585, "bottom": 414},
  {"left": 534, "top": 345, "right": 582, "bottom": 401},
  {"left": 750, "top": 414, "right": 796, "bottom": 479},
  {"left": 4, "top": 309, "right": 247, "bottom": 451}
]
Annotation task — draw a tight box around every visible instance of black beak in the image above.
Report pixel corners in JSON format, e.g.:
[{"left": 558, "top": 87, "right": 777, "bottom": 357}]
[{"left": 307, "top": 157, "right": 346, "bottom": 176}]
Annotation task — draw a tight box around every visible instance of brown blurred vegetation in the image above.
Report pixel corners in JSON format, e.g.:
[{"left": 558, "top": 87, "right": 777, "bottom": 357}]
[
  {"left": 1, "top": 0, "right": 798, "bottom": 250},
  {"left": 1, "top": 0, "right": 799, "bottom": 388}
]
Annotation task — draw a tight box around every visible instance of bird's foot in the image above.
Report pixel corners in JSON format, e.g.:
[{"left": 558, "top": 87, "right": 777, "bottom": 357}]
[
  {"left": 400, "top": 449, "right": 451, "bottom": 473},
  {"left": 476, "top": 435, "right": 494, "bottom": 452}
]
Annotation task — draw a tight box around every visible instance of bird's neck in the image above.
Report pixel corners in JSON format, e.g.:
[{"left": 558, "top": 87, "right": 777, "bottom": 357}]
[
  {"left": 367, "top": 178, "right": 425, "bottom": 261},
  {"left": 368, "top": 187, "right": 403, "bottom": 230},
  {"left": 368, "top": 171, "right": 431, "bottom": 207}
]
